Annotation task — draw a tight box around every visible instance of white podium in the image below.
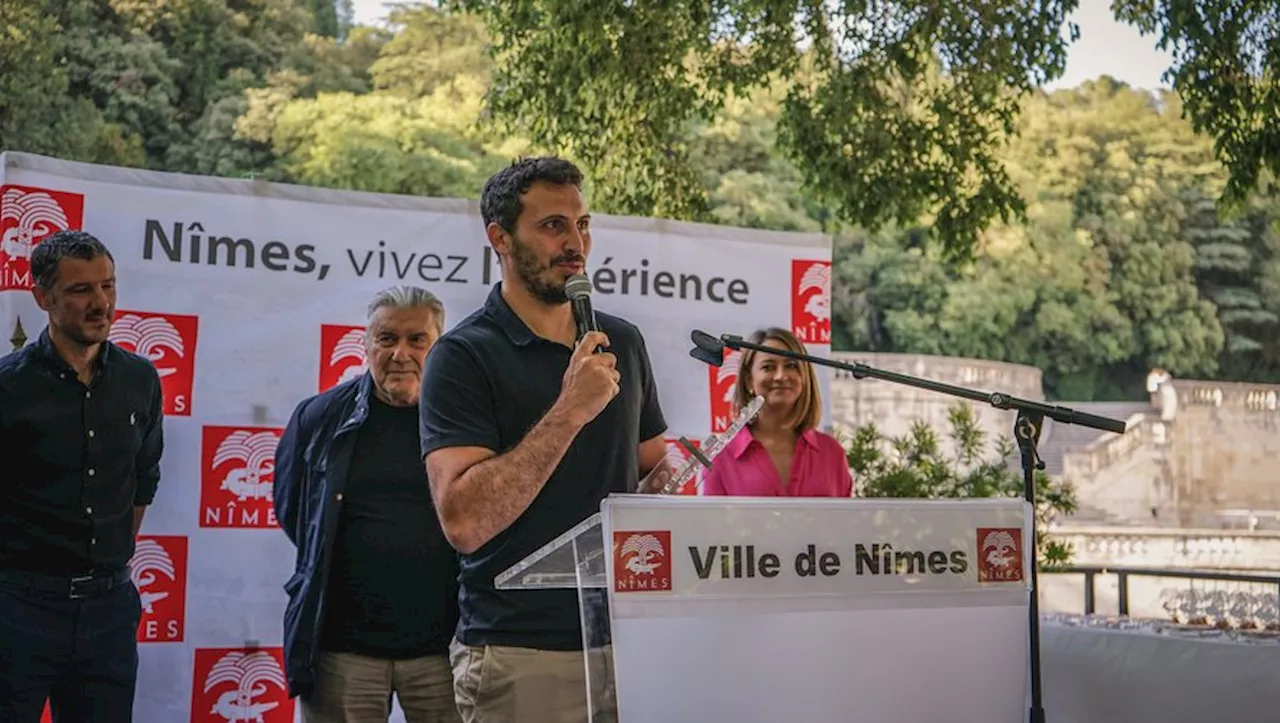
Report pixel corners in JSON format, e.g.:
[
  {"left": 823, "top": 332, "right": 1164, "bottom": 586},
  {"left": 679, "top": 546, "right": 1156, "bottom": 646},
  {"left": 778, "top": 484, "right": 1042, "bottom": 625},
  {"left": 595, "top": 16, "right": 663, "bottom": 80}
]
[{"left": 496, "top": 495, "right": 1033, "bottom": 723}]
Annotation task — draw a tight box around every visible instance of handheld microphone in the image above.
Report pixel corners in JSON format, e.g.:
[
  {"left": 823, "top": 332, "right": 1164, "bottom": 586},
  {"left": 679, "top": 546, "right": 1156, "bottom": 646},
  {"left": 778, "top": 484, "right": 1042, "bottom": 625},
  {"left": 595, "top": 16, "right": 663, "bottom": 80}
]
[{"left": 565, "top": 273, "right": 598, "bottom": 344}]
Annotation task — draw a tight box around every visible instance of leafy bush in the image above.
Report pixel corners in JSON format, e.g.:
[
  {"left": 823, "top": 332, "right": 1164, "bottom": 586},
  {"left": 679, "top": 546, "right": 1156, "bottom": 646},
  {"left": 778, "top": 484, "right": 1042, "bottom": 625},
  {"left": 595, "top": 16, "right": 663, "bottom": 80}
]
[{"left": 837, "top": 402, "right": 1078, "bottom": 568}]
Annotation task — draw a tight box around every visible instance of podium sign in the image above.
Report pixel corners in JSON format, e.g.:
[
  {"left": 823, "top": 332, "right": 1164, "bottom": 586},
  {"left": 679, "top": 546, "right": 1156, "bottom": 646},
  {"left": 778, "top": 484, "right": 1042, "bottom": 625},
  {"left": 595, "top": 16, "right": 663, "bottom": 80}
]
[{"left": 498, "top": 495, "right": 1032, "bottom": 723}]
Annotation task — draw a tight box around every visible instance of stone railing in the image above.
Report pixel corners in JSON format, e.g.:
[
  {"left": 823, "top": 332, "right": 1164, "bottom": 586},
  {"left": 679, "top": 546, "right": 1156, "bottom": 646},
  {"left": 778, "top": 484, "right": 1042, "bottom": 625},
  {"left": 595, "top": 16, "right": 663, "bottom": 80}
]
[
  {"left": 1052, "top": 525, "right": 1280, "bottom": 570},
  {"left": 1174, "top": 379, "right": 1280, "bottom": 412},
  {"left": 1060, "top": 412, "right": 1152, "bottom": 481},
  {"left": 828, "top": 351, "right": 1044, "bottom": 400}
]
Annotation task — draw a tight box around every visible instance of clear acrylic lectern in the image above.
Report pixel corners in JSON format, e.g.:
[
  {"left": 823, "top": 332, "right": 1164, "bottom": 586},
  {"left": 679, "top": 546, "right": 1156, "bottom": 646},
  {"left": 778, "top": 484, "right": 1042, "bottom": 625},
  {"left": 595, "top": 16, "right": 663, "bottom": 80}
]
[
  {"left": 495, "top": 494, "right": 1035, "bottom": 723},
  {"left": 490, "top": 400, "right": 766, "bottom": 722},
  {"left": 494, "top": 511, "right": 616, "bottom": 723}
]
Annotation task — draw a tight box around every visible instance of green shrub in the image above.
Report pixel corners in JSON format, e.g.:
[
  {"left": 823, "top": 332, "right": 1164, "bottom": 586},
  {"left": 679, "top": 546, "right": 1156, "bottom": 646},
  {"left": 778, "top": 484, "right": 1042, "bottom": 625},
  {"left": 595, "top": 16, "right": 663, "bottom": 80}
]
[{"left": 837, "top": 402, "right": 1078, "bottom": 568}]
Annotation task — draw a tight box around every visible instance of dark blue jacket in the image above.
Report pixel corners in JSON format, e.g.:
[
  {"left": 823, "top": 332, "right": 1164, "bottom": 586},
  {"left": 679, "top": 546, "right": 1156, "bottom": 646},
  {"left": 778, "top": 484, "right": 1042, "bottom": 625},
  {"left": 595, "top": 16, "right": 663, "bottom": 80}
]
[{"left": 272, "top": 372, "right": 374, "bottom": 698}]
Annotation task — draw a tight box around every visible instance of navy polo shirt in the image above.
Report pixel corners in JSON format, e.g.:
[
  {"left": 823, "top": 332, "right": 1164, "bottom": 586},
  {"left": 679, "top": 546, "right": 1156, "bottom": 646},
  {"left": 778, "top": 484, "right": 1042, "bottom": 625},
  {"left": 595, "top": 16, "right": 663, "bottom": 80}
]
[{"left": 419, "top": 282, "right": 667, "bottom": 650}]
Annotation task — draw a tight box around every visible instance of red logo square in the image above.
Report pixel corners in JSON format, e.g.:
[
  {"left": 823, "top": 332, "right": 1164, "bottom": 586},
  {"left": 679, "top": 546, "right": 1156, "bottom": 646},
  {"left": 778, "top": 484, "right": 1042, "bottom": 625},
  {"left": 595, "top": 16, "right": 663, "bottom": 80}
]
[
  {"left": 318, "top": 324, "right": 367, "bottom": 392},
  {"left": 791, "top": 259, "right": 831, "bottom": 345},
  {"left": 613, "top": 530, "right": 673, "bottom": 593},
  {"left": 109, "top": 310, "right": 199, "bottom": 416},
  {"left": 0, "top": 184, "right": 85, "bottom": 292},
  {"left": 706, "top": 348, "right": 742, "bottom": 434},
  {"left": 131, "top": 535, "right": 188, "bottom": 642},
  {"left": 199, "top": 425, "right": 283, "bottom": 529},
  {"left": 191, "top": 647, "right": 293, "bottom": 723},
  {"left": 977, "top": 527, "right": 1024, "bottom": 583},
  {"left": 663, "top": 437, "right": 702, "bottom": 495}
]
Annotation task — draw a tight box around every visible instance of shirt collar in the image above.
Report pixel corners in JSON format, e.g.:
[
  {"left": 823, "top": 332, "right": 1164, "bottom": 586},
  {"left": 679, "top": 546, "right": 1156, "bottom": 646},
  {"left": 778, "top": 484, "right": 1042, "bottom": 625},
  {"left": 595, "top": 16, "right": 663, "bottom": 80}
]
[
  {"left": 726, "top": 424, "right": 822, "bottom": 459},
  {"left": 798, "top": 426, "right": 821, "bottom": 450},
  {"left": 32, "top": 326, "right": 112, "bottom": 375},
  {"left": 484, "top": 282, "right": 539, "bottom": 347}
]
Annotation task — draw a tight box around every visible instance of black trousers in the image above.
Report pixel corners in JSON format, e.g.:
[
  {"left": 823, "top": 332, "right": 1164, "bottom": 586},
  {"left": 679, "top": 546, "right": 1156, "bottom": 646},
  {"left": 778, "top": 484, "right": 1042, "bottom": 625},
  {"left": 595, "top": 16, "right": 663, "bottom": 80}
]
[{"left": 0, "top": 568, "right": 141, "bottom": 723}]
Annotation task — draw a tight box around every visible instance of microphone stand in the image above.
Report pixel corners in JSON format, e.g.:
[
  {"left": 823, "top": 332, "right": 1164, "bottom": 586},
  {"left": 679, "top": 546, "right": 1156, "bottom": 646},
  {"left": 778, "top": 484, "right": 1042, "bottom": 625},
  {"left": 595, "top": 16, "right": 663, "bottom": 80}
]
[{"left": 689, "top": 330, "right": 1126, "bottom": 723}]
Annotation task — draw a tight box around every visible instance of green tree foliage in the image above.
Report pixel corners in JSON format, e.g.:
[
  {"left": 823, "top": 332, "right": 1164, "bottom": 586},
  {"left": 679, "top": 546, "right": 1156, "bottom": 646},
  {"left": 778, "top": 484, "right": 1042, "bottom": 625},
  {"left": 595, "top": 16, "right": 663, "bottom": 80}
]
[
  {"left": 5, "top": 0, "right": 372, "bottom": 178},
  {"left": 1185, "top": 186, "right": 1280, "bottom": 382},
  {"left": 369, "top": 3, "right": 491, "bottom": 97},
  {"left": 1112, "top": 0, "right": 1280, "bottom": 210},
  {"left": 0, "top": 0, "right": 144, "bottom": 165},
  {"left": 261, "top": 5, "right": 530, "bottom": 198},
  {"left": 452, "top": 0, "right": 1080, "bottom": 260},
  {"left": 268, "top": 80, "right": 523, "bottom": 197},
  {"left": 1010, "top": 82, "right": 1227, "bottom": 387},
  {"left": 451, "top": 0, "right": 1278, "bottom": 263},
  {"left": 829, "top": 80, "right": 1280, "bottom": 400},
  {"left": 841, "top": 403, "right": 1077, "bottom": 568},
  {"left": 686, "top": 84, "right": 830, "bottom": 233},
  {"left": 0, "top": 0, "right": 66, "bottom": 155},
  {"left": 299, "top": 0, "right": 352, "bottom": 38},
  {"left": 4, "top": 1, "right": 1279, "bottom": 400}
]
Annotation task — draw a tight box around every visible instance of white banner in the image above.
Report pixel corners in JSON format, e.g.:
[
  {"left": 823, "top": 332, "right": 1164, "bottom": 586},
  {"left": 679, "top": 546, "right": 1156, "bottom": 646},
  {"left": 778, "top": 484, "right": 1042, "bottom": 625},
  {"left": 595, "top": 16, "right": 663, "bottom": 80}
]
[
  {"left": 0, "top": 150, "right": 831, "bottom": 723},
  {"left": 601, "top": 496, "right": 1033, "bottom": 723}
]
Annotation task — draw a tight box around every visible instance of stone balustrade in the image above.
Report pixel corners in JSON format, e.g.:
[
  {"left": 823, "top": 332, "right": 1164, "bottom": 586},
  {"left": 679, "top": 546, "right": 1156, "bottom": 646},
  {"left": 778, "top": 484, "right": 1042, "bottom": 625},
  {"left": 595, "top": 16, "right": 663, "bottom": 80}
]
[
  {"left": 1040, "top": 526, "right": 1280, "bottom": 633},
  {"left": 1051, "top": 525, "right": 1280, "bottom": 570},
  {"left": 1176, "top": 379, "right": 1280, "bottom": 411},
  {"left": 827, "top": 352, "right": 1043, "bottom": 463}
]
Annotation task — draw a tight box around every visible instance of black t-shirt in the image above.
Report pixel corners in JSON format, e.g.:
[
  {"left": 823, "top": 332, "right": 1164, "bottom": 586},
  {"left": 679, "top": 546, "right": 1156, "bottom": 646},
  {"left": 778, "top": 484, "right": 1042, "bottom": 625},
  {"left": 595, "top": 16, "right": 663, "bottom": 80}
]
[
  {"left": 418, "top": 283, "right": 667, "bottom": 650},
  {"left": 321, "top": 395, "right": 460, "bottom": 658}
]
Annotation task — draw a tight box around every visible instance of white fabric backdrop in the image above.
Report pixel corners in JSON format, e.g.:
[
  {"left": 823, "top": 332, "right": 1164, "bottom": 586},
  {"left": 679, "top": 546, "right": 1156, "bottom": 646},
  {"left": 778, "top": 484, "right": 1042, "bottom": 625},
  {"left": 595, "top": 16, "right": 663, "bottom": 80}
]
[{"left": 0, "top": 151, "right": 831, "bottom": 722}]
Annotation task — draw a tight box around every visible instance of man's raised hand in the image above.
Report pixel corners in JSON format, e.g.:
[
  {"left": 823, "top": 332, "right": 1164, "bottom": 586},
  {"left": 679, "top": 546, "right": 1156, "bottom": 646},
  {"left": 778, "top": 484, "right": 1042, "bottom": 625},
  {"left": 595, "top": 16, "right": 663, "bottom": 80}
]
[{"left": 556, "top": 331, "right": 620, "bottom": 427}]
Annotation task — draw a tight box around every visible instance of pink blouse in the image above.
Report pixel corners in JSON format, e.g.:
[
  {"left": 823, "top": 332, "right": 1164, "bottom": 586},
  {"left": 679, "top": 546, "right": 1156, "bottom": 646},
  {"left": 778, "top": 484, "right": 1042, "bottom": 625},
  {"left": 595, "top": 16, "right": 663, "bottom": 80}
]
[{"left": 700, "top": 426, "right": 854, "bottom": 498}]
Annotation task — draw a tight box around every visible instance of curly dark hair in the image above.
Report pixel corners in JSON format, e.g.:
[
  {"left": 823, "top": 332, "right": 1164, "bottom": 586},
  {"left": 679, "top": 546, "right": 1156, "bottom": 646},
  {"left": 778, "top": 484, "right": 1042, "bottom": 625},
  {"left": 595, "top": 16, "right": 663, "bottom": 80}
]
[{"left": 480, "top": 156, "right": 584, "bottom": 232}]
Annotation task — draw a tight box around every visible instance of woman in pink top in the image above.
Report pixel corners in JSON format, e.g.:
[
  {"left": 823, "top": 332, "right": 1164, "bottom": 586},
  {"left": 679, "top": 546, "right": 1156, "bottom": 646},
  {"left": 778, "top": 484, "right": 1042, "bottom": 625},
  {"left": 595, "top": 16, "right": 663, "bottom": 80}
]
[{"left": 701, "top": 327, "right": 854, "bottom": 498}]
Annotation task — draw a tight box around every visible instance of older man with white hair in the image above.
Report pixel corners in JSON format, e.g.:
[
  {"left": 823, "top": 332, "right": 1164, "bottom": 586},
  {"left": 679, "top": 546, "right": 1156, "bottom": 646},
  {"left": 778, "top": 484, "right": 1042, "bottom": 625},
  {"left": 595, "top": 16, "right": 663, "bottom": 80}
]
[{"left": 274, "top": 285, "right": 461, "bottom": 723}]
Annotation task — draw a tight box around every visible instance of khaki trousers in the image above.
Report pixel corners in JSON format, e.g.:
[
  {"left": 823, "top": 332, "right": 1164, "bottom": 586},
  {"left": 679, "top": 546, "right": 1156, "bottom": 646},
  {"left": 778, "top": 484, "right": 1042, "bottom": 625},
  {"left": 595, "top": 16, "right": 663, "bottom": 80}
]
[
  {"left": 300, "top": 650, "right": 461, "bottom": 723},
  {"left": 449, "top": 639, "right": 617, "bottom": 723}
]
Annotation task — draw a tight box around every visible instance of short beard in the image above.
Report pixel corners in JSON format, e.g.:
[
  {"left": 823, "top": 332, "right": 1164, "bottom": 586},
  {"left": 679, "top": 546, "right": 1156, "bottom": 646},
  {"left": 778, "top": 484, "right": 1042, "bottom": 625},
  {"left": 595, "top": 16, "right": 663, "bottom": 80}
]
[{"left": 509, "top": 233, "right": 579, "bottom": 305}]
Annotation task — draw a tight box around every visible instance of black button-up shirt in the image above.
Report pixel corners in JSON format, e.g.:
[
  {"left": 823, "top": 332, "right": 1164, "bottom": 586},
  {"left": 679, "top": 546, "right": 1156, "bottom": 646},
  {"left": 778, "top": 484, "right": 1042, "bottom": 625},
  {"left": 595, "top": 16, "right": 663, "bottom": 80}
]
[{"left": 0, "top": 327, "right": 165, "bottom": 575}]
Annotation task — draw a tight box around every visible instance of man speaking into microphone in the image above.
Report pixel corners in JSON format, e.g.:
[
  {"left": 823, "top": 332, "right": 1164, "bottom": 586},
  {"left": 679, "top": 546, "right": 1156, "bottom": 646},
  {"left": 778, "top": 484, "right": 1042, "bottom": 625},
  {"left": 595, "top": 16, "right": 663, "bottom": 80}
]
[{"left": 418, "top": 156, "right": 669, "bottom": 723}]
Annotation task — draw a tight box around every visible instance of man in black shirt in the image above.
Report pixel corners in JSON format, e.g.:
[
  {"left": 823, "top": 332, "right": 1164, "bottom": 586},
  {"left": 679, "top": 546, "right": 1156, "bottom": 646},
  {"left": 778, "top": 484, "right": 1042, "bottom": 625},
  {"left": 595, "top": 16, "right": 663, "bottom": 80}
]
[
  {"left": 419, "top": 157, "right": 669, "bottom": 723},
  {"left": 274, "top": 285, "right": 461, "bottom": 723},
  {"left": 0, "top": 231, "right": 164, "bottom": 723}
]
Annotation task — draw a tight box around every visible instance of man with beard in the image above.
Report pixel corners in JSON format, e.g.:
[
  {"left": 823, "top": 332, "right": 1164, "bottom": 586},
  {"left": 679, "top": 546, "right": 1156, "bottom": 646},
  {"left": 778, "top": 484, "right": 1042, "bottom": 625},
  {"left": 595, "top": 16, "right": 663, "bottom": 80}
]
[
  {"left": 418, "top": 156, "right": 670, "bottom": 723},
  {"left": 0, "top": 231, "right": 164, "bottom": 722}
]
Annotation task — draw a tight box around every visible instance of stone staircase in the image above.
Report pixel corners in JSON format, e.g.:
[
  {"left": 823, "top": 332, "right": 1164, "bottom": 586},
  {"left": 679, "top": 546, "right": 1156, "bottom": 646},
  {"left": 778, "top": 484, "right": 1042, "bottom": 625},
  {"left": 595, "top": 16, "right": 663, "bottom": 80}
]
[
  {"left": 1037, "top": 400, "right": 1157, "bottom": 527},
  {"left": 1038, "top": 400, "right": 1154, "bottom": 477},
  {"left": 828, "top": 352, "right": 1280, "bottom": 531}
]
